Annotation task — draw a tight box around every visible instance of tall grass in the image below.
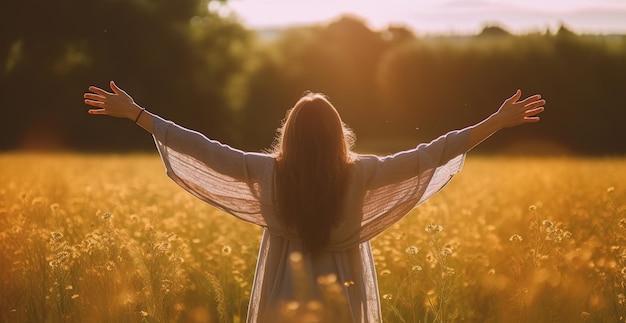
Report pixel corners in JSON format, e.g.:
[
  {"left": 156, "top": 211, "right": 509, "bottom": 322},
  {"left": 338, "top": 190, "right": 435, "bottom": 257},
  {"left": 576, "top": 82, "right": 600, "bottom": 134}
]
[{"left": 0, "top": 153, "right": 624, "bottom": 322}]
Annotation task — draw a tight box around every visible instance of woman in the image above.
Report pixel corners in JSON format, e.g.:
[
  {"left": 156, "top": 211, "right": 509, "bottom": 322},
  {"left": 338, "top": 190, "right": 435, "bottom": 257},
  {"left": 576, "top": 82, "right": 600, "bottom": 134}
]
[{"left": 84, "top": 81, "right": 545, "bottom": 322}]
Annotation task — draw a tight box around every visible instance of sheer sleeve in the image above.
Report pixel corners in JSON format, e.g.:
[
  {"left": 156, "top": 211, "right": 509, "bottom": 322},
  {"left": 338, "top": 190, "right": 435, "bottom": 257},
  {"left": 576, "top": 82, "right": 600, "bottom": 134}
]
[
  {"left": 357, "top": 128, "right": 470, "bottom": 242},
  {"left": 151, "top": 116, "right": 275, "bottom": 227}
]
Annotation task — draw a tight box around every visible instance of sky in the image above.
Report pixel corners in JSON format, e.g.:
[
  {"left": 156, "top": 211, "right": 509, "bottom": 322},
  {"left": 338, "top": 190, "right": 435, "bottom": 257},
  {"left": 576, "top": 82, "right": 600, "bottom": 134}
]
[{"left": 221, "top": 0, "right": 626, "bottom": 35}]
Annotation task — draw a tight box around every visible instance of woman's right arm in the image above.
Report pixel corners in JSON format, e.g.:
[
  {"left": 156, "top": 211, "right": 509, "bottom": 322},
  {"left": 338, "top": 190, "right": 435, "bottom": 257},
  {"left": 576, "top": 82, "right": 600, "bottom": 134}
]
[
  {"left": 84, "top": 80, "right": 259, "bottom": 180},
  {"left": 84, "top": 81, "right": 273, "bottom": 226},
  {"left": 84, "top": 80, "right": 154, "bottom": 133}
]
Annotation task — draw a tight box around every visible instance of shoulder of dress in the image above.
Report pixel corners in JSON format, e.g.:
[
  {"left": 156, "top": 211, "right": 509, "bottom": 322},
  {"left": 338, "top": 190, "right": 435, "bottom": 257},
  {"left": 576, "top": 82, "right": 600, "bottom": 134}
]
[
  {"left": 243, "top": 152, "right": 277, "bottom": 174},
  {"left": 245, "top": 151, "right": 276, "bottom": 162}
]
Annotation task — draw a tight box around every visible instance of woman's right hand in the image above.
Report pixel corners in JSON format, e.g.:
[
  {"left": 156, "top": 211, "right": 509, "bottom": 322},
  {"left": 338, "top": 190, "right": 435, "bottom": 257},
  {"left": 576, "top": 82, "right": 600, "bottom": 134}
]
[{"left": 84, "top": 80, "right": 143, "bottom": 120}]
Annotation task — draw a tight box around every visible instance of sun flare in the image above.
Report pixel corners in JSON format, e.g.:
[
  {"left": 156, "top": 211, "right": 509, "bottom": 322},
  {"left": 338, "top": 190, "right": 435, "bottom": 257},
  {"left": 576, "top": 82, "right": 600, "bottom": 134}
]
[{"left": 225, "top": 0, "right": 626, "bottom": 34}]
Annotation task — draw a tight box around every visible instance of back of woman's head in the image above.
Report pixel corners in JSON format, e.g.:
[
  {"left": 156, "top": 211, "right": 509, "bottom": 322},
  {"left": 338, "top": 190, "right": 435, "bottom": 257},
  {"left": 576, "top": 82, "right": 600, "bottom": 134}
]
[
  {"left": 276, "top": 92, "right": 353, "bottom": 164},
  {"left": 273, "top": 92, "right": 355, "bottom": 253}
]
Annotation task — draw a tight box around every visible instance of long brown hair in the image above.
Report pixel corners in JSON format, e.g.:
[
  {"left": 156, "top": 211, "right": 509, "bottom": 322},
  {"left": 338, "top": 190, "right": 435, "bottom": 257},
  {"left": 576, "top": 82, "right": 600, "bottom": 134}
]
[{"left": 272, "top": 92, "right": 355, "bottom": 253}]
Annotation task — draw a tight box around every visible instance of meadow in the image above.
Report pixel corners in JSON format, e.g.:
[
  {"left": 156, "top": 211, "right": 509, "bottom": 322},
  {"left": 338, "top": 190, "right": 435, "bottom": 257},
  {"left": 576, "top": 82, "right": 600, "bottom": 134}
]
[{"left": 0, "top": 153, "right": 624, "bottom": 323}]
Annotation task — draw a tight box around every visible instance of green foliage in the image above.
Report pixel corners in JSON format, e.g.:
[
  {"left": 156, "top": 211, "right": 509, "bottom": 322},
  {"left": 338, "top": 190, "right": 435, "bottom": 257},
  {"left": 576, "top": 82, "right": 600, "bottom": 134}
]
[
  {"left": 1, "top": 6, "right": 624, "bottom": 155},
  {"left": 239, "top": 16, "right": 397, "bottom": 150},
  {"left": 240, "top": 22, "right": 626, "bottom": 155},
  {"left": 0, "top": 0, "right": 250, "bottom": 150}
]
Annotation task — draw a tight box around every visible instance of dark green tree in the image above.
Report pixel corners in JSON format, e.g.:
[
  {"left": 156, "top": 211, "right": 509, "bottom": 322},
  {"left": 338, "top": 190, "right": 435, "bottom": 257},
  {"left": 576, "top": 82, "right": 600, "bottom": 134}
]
[
  {"left": 0, "top": 0, "right": 252, "bottom": 150},
  {"left": 240, "top": 16, "right": 391, "bottom": 151}
]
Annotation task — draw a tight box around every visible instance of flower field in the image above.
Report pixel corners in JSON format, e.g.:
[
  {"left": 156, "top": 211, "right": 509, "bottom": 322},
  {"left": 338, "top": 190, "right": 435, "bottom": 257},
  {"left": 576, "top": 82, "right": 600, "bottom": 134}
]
[{"left": 0, "top": 153, "right": 624, "bottom": 322}]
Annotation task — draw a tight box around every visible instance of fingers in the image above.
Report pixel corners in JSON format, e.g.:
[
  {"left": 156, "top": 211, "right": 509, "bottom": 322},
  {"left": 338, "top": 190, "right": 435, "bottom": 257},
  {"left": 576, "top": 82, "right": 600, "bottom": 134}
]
[
  {"left": 517, "top": 91, "right": 544, "bottom": 120},
  {"left": 521, "top": 105, "right": 544, "bottom": 123},
  {"left": 110, "top": 80, "right": 130, "bottom": 98},
  {"left": 88, "top": 86, "right": 111, "bottom": 96},
  {"left": 88, "top": 108, "right": 107, "bottom": 115},
  {"left": 85, "top": 82, "right": 131, "bottom": 117},
  {"left": 87, "top": 81, "right": 127, "bottom": 98},
  {"left": 84, "top": 99, "right": 104, "bottom": 108},
  {"left": 524, "top": 116, "right": 541, "bottom": 123},
  {"left": 110, "top": 80, "right": 121, "bottom": 94},
  {"left": 524, "top": 99, "right": 546, "bottom": 110},
  {"left": 525, "top": 106, "right": 544, "bottom": 116},
  {"left": 519, "top": 94, "right": 542, "bottom": 105},
  {"left": 506, "top": 89, "right": 522, "bottom": 103},
  {"left": 83, "top": 93, "right": 105, "bottom": 101}
]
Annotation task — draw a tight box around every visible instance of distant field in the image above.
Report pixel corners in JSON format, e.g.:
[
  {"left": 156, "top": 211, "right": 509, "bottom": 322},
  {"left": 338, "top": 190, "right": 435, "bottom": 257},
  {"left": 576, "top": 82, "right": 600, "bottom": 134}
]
[{"left": 1, "top": 153, "right": 625, "bottom": 322}]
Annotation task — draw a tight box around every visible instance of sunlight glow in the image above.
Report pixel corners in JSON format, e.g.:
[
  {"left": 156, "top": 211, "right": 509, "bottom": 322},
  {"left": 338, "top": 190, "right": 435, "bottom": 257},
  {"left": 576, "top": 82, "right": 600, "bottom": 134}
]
[{"left": 226, "top": 0, "right": 626, "bottom": 34}]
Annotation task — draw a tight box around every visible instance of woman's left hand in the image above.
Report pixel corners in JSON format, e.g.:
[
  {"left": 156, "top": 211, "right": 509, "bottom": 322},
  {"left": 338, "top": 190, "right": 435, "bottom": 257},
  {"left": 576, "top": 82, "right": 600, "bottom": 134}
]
[{"left": 493, "top": 90, "right": 546, "bottom": 129}]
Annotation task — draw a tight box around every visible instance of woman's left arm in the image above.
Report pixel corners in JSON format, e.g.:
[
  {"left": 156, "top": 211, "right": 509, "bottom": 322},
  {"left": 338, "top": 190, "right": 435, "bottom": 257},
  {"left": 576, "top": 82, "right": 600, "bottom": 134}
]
[
  {"left": 84, "top": 81, "right": 154, "bottom": 133},
  {"left": 467, "top": 89, "right": 545, "bottom": 150}
]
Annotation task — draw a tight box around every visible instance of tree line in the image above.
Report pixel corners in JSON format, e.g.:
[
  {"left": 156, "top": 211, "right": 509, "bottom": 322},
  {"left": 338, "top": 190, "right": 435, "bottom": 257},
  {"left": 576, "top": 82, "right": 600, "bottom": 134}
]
[{"left": 1, "top": 0, "right": 625, "bottom": 155}]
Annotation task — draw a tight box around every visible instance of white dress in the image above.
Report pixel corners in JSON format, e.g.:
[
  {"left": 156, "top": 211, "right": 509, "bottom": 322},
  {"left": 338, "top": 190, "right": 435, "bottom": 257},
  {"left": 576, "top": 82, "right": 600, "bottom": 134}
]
[{"left": 152, "top": 115, "right": 470, "bottom": 322}]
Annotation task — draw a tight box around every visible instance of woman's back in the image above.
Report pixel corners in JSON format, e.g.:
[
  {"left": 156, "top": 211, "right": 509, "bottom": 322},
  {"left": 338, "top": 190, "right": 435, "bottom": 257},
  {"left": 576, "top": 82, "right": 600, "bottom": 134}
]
[
  {"left": 150, "top": 114, "right": 470, "bottom": 321},
  {"left": 84, "top": 82, "right": 544, "bottom": 322}
]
